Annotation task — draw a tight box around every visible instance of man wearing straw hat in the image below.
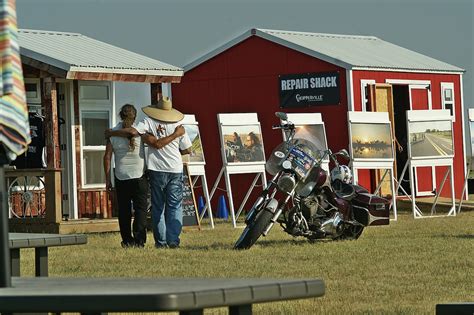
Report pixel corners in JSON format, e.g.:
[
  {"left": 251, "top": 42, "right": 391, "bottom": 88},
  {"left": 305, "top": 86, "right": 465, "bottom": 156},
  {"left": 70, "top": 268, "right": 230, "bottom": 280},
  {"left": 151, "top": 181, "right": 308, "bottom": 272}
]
[{"left": 107, "top": 97, "right": 191, "bottom": 249}]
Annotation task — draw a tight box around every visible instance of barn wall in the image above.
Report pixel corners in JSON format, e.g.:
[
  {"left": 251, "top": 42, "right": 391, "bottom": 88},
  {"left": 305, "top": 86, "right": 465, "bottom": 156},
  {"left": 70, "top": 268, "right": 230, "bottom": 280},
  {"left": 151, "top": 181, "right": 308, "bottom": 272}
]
[{"left": 173, "top": 36, "right": 349, "bottom": 211}]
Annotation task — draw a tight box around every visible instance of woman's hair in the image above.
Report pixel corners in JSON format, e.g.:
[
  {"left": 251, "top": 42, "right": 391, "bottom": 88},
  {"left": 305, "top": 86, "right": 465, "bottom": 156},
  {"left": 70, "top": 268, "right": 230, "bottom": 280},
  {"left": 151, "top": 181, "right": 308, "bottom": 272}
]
[
  {"left": 248, "top": 132, "right": 260, "bottom": 146},
  {"left": 119, "top": 104, "right": 137, "bottom": 151}
]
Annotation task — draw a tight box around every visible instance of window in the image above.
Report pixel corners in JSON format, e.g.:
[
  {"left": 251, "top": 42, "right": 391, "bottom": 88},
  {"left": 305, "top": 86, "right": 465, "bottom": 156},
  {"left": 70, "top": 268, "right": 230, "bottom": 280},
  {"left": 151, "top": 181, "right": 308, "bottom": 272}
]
[
  {"left": 80, "top": 84, "right": 110, "bottom": 101},
  {"left": 441, "top": 83, "right": 455, "bottom": 122},
  {"left": 360, "top": 80, "right": 375, "bottom": 111},
  {"left": 81, "top": 110, "right": 109, "bottom": 186},
  {"left": 24, "top": 79, "right": 41, "bottom": 104}
]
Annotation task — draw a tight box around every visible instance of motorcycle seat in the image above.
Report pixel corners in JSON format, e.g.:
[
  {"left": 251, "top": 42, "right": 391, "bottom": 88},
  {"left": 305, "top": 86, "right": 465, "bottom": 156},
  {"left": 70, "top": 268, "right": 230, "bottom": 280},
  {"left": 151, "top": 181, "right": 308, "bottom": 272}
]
[{"left": 333, "top": 180, "right": 356, "bottom": 201}]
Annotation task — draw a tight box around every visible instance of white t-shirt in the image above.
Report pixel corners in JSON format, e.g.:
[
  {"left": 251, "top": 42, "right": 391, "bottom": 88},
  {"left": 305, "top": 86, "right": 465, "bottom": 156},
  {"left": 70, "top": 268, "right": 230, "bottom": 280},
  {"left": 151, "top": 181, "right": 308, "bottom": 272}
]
[
  {"left": 135, "top": 117, "right": 192, "bottom": 173},
  {"left": 109, "top": 123, "right": 145, "bottom": 180}
]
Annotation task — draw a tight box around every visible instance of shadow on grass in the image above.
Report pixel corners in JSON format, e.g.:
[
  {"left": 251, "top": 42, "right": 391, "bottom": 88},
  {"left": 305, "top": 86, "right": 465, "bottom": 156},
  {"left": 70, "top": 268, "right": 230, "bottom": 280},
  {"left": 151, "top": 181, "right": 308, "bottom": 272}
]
[
  {"left": 184, "top": 238, "right": 310, "bottom": 250},
  {"left": 436, "top": 233, "right": 474, "bottom": 239}
]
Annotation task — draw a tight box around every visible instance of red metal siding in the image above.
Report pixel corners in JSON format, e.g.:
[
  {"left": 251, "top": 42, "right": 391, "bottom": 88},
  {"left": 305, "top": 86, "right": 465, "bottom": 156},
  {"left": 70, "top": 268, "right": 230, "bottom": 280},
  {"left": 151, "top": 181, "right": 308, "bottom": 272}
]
[
  {"left": 352, "top": 70, "right": 465, "bottom": 199},
  {"left": 174, "top": 36, "right": 349, "bottom": 211}
]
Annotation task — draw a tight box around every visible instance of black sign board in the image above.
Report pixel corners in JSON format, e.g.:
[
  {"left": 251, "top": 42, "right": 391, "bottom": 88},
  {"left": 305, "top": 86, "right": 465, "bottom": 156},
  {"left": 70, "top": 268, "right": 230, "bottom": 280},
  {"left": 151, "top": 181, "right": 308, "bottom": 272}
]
[
  {"left": 279, "top": 72, "right": 340, "bottom": 108},
  {"left": 182, "top": 164, "right": 200, "bottom": 227}
]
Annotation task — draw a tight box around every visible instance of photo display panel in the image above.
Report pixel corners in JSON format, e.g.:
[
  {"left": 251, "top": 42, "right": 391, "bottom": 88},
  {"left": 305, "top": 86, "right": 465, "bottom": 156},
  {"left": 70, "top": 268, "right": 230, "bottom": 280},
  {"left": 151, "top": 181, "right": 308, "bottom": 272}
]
[{"left": 220, "top": 124, "right": 265, "bottom": 165}]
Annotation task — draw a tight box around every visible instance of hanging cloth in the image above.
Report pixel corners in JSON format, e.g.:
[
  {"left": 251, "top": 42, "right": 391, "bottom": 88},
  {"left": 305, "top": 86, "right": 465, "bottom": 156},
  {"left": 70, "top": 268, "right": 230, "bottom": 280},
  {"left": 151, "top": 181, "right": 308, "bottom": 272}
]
[{"left": 0, "top": 0, "right": 30, "bottom": 160}]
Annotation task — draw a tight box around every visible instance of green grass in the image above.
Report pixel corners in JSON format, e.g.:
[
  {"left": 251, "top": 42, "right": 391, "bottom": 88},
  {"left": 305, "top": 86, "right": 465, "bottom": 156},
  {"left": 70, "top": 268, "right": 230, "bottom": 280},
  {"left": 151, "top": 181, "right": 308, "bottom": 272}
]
[{"left": 18, "top": 211, "right": 474, "bottom": 315}]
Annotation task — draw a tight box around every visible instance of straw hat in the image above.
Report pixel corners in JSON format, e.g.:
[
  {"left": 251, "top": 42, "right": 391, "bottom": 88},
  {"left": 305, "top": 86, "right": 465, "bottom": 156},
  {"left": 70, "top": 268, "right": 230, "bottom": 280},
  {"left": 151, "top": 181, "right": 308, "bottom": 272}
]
[{"left": 142, "top": 97, "right": 184, "bottom": 122}]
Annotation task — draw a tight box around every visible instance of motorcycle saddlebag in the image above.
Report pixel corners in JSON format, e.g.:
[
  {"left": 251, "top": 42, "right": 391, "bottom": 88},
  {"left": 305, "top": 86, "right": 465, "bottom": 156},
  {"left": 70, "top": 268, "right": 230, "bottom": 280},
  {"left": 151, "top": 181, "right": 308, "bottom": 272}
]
[{"left": 352, "top": 193, "right": 390, "bottom": 226}]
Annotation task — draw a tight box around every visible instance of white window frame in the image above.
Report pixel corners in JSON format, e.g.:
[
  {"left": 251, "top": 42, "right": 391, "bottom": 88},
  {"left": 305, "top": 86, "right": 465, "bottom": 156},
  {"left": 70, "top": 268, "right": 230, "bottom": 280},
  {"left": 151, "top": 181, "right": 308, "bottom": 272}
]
[
  {"left": 441, "top": 82, "right": 455, "bottom": 122},
  {"left": 79, "top": 81, "right": 111, "bottom": 105},
  {"left": 79, "top": 81, "right": 113, "bottom": 189},
  {"left": 385, "top": 79, "right": 432, "bottom": 110},
  {"left": 360, "top": 79, "right": 376, "bottom": 112},
  {"left": 24, "top": 78, "right": 41, "bottom": 104}
]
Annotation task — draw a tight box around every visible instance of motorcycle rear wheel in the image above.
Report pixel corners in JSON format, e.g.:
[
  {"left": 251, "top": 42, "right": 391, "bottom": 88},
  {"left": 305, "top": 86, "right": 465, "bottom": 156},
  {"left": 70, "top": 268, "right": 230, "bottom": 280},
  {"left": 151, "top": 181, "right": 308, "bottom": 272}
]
[{"left": 234, "top": 209, "right": 273, "bottom": 250}]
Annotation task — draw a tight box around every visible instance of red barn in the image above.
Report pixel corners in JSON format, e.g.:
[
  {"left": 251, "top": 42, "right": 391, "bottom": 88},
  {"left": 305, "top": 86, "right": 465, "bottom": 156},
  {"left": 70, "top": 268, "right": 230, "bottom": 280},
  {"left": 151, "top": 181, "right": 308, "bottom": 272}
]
[{"left": 173, "top": 28, "right": 466, "bottom": 212}]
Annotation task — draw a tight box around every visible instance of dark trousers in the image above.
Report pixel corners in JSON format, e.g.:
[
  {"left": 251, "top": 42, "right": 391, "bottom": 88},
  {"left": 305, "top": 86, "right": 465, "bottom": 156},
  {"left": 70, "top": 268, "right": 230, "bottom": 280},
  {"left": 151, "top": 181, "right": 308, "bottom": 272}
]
[{"left": 115, "top": 175, "right": 149, "bottom": 246}]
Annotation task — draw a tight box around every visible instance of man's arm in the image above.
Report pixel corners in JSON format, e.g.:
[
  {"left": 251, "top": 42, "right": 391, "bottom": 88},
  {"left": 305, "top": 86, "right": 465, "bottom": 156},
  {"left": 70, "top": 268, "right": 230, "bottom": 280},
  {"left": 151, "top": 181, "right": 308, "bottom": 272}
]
[
  {"left": 103, "top": 141, "right": 113, "bottom": 190},
  {"left": 105, "top": 127, "right": 139, "bottom": 139},
  {"left": 142, "top": 125, "right": 186, "bottom": 149}
]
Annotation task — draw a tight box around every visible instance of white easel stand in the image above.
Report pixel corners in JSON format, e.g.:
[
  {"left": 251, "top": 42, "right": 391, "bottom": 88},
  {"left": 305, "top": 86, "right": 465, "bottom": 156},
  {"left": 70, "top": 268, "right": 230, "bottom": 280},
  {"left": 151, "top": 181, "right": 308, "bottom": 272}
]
[
  {"left": 352, "top": 163, "right": 398, "bottom": 221},
  {"left": 187, "top": 164, "right": 214, "bottom": 229},
  {"left": 405, "top": 159, "right": 456, "bottom": 218},
  {"left": 206, "top": 164, "right": 267, "bottom": 228},
  {"left": 457, "top": 162, "right": 470, "bottom": 214}
]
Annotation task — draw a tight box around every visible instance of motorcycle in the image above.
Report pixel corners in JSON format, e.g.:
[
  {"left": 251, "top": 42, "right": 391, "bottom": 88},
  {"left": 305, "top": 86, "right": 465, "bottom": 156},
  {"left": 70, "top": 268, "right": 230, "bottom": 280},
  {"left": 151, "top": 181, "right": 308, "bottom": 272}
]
[{"left": 234, "top": 112, "right": 390, "bottom": 249}]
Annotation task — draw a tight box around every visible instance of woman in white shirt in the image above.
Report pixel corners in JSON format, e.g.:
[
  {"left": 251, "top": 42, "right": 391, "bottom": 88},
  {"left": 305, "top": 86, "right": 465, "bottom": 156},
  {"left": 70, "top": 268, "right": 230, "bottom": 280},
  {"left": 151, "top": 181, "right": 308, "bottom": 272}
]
[{"left": 103, "top": 104, "right": 148, "bottom": 248}]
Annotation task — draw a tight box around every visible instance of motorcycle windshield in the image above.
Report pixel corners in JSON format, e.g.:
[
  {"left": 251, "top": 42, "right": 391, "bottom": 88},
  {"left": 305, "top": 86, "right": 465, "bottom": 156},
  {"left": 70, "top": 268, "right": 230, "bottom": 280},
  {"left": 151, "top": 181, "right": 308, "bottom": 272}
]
[{"left": 266, "top": 139, "right": 323, "bottom": 177}]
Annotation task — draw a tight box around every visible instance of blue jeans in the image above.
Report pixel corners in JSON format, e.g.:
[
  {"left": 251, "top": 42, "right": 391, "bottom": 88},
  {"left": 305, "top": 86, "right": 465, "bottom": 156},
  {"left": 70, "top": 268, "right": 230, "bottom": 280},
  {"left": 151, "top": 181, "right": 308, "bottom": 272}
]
[{"left": 148, "top": 170, "right": 183, "bottom": 247}]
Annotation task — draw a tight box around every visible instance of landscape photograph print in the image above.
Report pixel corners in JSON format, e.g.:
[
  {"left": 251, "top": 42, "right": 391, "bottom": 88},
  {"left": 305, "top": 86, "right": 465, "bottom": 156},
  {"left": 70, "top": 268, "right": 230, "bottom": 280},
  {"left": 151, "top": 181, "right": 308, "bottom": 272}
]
[
  {"left": 350, "top": 123, "right": 393, "bottom": 159},
  {"left": 409, "top": 120, "right": 453, "bottom": 158},
  {"left": 182, "top": 124, "right": 205, "bottom": 164},
  {"left": 221, "top": 124, "right": 265, "bottom": 164}
]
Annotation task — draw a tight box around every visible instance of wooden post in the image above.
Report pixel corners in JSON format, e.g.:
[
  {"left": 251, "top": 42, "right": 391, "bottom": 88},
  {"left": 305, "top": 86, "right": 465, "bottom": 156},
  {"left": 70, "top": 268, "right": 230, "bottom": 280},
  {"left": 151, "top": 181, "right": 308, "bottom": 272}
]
[
  {"left": 41, "top": 77, "right": 60, "bottom": 169},
  {"left": 44, "top": 168, "right": 62, "bottom": 224},
  {"left": 150, "top": 83, "right": 163, "bottom": 105}
]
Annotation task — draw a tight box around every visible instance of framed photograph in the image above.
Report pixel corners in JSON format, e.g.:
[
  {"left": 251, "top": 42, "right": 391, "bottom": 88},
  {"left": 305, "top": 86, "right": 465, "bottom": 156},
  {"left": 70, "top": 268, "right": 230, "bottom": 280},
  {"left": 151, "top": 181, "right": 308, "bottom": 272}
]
[
  {"left": 350, "top": 122, "right": 394, "bottom": 160},
  {"left": 408, "top": 120, "right": 453, "bottom": 159},
  {"left": 182, "top": 124, "right": 205, "bottom": 164},
  {"left": 221, "top": 124, "right": 265, "bottom": 164}
]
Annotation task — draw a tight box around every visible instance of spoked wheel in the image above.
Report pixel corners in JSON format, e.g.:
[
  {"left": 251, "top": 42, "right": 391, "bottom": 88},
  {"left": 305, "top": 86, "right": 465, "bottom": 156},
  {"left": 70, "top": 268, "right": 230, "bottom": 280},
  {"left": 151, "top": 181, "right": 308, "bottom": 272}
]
[
  {"left": 335, "top": 224, "right": 364, "bottom": 240},
  {"left": 234, "top": 209, "right": 273, "bottom": 250},
  {"left": 8, "top": 176, "right": 46, "bottom": 218}
]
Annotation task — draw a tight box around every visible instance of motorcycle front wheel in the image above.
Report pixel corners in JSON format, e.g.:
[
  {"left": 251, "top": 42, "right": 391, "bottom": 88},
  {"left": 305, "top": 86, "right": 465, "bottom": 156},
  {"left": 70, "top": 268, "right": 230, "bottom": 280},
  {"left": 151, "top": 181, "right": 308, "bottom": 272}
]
[{"left": 234, "top": 209, "right": 273, "bottom": 250}]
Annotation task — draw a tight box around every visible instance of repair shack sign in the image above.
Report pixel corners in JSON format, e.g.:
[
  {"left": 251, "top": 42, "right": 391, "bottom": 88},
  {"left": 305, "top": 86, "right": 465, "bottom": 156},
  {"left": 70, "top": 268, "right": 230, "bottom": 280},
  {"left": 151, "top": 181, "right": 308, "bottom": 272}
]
[{"left": 279, "top": 72, "right": 340, "bottom": 108}]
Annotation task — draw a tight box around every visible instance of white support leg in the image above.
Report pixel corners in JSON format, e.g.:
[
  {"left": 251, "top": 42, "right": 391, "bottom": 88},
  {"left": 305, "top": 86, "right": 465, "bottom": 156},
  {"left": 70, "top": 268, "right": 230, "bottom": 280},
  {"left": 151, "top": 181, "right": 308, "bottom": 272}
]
[
  {"left": 409, "top": 163, "right": 423, "bottom": 218},
  {"left": 202, "top": 167, "right": 224, "bottom": 215},
  {"left": 236, "top": 173, "right": 261, "bottom": 220},
  {"left": 201, "top": 174, "right": 214, "bottom": 228},
  {"left": 430, "top": 167, "right": 450, "bottom": 216},
  {"left": 224, "top": 170, "right": 237, "bottom": 228},
  {"left": 390, "top": 168, "right": 397, "bottom": 221},
  {"left": 448, "top": 164, "right": 456, "bottom": 216},
  {"left": 457, "top": 163, "right": 470, "bottom": 214}
]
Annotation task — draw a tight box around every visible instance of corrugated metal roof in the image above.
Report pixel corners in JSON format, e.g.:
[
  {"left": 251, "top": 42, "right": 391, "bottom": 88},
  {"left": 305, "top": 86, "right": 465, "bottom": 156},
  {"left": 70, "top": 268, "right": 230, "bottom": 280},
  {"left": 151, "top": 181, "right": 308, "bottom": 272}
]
[
  {"left": 185, "top": 28, "right": 464, "bottom": 73},
  {"left": 19, "top": 29, "right": 183, "bottom": 77}
]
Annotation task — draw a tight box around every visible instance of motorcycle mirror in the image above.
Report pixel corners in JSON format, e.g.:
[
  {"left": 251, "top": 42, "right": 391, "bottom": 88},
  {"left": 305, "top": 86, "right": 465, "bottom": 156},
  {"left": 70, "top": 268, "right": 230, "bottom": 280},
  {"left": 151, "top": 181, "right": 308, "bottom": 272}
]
[
  {"left": 338, "top": 149, "right": 350, "bottom": 159},
  {"left": 275, "top": 112, "right": 288, "bottom": 121}
]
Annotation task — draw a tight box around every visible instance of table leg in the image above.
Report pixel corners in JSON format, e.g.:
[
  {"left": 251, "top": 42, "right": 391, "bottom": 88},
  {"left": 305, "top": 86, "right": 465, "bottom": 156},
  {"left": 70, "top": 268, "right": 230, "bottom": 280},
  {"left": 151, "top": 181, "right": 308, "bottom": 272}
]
[
  {"left": 10, "top": 248, "right": 20, "bottom": 277},
  {"left": 35, "top": 247, "right": 48, "bottom": 277},
  {"left": 229, "top": 304, "right": 252, "bottom": 315},
  {"left": 179, "top": 309, "right": 204, "bottom": 315}
]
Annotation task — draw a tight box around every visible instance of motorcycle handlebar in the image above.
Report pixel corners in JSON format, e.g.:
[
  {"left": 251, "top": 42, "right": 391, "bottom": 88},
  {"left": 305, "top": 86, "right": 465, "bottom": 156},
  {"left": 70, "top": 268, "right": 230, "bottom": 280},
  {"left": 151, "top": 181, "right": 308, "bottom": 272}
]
[{"left": 272, "top": 123, "right": 295, "bottom": 130}]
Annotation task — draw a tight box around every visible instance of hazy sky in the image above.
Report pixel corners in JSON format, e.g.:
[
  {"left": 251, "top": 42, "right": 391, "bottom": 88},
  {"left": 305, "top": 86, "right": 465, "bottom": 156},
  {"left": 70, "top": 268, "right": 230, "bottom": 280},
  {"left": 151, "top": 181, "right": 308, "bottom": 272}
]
[{"left": 16, "top": 0, "right": 473, "bottom": 105}]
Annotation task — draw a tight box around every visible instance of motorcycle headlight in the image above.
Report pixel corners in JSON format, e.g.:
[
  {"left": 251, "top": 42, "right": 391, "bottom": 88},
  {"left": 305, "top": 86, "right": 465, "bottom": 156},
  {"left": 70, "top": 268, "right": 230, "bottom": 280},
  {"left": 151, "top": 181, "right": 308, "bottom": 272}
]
[{"left": 277, "top": 173, "right": 296, "bottom": 194}]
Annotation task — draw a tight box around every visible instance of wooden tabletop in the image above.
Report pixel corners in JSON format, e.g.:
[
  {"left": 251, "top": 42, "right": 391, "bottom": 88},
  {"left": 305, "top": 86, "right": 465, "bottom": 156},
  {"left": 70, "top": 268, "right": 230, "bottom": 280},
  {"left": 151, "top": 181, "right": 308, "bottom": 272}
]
[
  {"left": 8, "top": 233, "right": 87, "bottom": 249},
  {"left": 0, "top": 277, "right": 325, "bottom": 312}
]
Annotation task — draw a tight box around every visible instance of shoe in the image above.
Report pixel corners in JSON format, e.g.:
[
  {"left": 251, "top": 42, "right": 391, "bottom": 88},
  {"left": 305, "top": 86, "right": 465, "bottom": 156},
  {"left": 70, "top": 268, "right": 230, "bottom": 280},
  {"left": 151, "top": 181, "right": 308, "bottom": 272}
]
[
  {"left": 134, "top": 240, "right": 146, "bottom": 248},
  {"left": 168, "top": 243, "right": 180, "bottom": 249},
  {"left": 155, "top": 243, "right": 168, "bottom": 249},
  {"left": 121, "top": 241, "right": 135, "bottom": 248}
]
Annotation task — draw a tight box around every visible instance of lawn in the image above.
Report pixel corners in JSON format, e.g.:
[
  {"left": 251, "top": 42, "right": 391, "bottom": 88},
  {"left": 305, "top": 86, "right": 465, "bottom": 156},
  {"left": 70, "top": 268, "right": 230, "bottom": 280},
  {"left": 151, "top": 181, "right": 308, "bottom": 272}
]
[{"left": 18, "top": 211, "right": 474, "bottom": 315}]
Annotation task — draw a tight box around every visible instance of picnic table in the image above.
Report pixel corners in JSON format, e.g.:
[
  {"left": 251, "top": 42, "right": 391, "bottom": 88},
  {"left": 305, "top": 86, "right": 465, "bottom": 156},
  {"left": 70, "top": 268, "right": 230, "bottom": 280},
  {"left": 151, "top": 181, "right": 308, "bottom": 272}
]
[
  {"left": 0, "top": 277, "right": 325, "bottom": 314},
  {"left": 8, "top": 232, "right": 87, "bottom": 277}
]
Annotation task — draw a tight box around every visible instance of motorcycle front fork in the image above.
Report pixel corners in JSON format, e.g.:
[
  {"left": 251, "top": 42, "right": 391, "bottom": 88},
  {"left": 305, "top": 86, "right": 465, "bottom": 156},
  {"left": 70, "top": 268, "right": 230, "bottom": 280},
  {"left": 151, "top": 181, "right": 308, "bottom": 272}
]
[
  {"left": 262, "top": 191, "right": 293, "bottom": 236},
  {"left": 245, "top": 175, "right": 279, "bottom": 224}
]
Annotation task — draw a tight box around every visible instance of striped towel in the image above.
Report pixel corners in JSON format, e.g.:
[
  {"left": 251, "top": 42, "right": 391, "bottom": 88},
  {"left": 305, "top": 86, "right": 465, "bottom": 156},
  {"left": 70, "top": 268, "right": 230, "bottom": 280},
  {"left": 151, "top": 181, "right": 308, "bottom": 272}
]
[{"left": 0, "top": 0, "right": 30, "bottom": 159}]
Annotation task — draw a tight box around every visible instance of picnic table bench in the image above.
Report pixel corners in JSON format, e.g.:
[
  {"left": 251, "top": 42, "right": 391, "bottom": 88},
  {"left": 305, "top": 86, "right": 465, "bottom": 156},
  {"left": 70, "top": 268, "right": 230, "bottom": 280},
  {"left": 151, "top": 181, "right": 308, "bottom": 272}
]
[
  {"left": 8, "top": 232, "right": 88, "bottom": 277},
  {"left": 0, "top": 277, "right": 325, "bottom": 314}
]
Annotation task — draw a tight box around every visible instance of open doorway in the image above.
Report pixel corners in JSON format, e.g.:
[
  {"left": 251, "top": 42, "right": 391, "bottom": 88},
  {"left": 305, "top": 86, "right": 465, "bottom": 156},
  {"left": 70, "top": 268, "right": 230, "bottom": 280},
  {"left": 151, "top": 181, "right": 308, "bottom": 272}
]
[{"left": 392, "top": 84, "right": 410, "bottom": 193}]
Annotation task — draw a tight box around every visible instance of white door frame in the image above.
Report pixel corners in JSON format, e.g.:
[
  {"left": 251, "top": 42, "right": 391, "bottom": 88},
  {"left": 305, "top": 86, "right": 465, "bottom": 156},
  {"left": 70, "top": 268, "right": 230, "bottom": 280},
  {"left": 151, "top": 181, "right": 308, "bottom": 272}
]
[{"left": 386, "top": 79, "right": 434, "bottom": 195}]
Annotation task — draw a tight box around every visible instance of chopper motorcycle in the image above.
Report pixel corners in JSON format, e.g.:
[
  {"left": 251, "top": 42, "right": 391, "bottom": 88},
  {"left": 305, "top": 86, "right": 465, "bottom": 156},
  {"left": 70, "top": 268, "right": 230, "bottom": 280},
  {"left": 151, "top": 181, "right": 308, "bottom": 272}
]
[{"left": 234, "top": 112, "right": 390, "bottom": 249}]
